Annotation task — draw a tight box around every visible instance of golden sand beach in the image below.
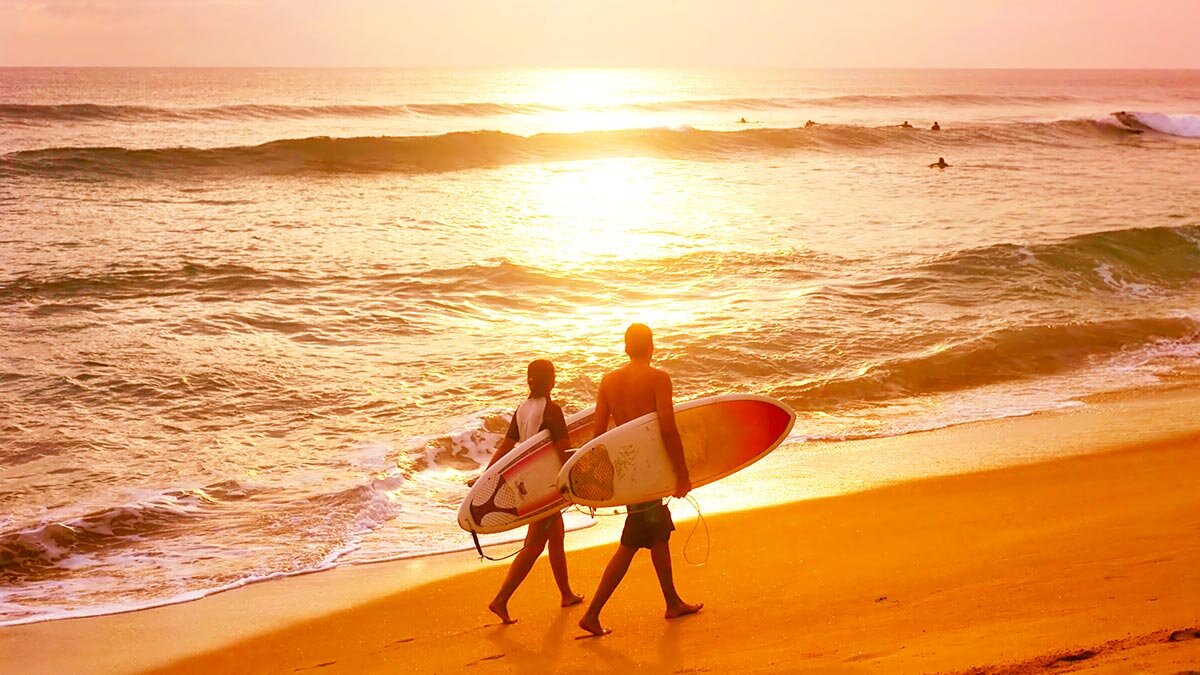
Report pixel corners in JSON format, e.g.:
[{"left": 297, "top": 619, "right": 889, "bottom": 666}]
[{"left": 4, "top": 387, "right": 1198, "bottom": 674}]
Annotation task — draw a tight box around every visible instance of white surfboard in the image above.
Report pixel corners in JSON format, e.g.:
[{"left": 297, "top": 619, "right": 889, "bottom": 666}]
[
  {"left": 458, "top": 407, "right": 596, "bottom": 534},
  {"left": 557, "top": 394, "right": 795, "bottom": 507}
]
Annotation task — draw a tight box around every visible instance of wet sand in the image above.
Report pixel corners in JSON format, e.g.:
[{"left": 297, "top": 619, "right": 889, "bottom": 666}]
[{"left": 4, "top": 389, "right": 1200, "bottom": 674}]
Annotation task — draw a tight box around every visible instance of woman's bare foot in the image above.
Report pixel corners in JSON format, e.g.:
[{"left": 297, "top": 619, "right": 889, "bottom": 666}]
[
  {"left": 561, "top": 592, "right": 585, "bottom": 608},
  {"left": 664, "top": 602, "right": 703, "bottom": 619},
  {"left": 577, "top": 614, "right": 611, "bottom": 636},
  {"left": 488, "top": 599, "right": 516, "bottom": 624}
]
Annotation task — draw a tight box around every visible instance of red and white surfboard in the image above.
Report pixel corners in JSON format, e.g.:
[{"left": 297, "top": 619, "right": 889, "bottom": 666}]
[
  {"left": 458, "top": 407, "right": 596, "bottom": 534},
  {"left": 557, "top": 395, "right": 795, "bottom": 507}
]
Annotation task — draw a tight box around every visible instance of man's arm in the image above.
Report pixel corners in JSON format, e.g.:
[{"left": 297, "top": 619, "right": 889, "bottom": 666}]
[
  {"left": 591, "top": 375, "right": 611, "bottom": 440},
  {"left": 654, "top": 372, "right": 690, "bottom": 498}
]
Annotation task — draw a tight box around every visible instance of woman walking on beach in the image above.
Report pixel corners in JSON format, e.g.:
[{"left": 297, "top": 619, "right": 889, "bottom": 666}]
[{"left": 473, "top": 359, "right": 584, "bottom": 623}]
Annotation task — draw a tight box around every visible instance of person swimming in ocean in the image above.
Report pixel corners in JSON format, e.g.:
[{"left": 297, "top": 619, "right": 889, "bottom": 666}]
[
  {"left": 929, "top": 157, "right": 950, "bottom": 168},
  {"left": 900, "top": 120, "right": 914, "bottom": 128},
  {"left": 470, "top": 359, "right": 584, "bottom": 623},
  {"left": 805, "top": 119, "right": 818, "bottom": 128},
  {"left": 737, "top": 117, "right": 748, "bottom": 124},
  {"left": 931, "top": 121, "right": 941, "bottom": 131}
]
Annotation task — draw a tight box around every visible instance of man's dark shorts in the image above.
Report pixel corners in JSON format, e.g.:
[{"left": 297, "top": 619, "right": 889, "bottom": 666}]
[{"left": 620, "top": 500, "right": 674, "bottom": 549}]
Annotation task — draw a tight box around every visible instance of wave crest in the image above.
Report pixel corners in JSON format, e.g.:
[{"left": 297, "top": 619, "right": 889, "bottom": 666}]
[
  {"left": 0, "top": 95, "right": 1107, "bottom": 126},
  {"left": 0, "top": 262, "right": 313, "bottom": 303},
  {"left": 1114, "top": 111, "right": 1200, "bottom": 138},
  {"left": 0, "top": 481, "right": 249, "bottom": 579},
  {"left": 0, "top": 120, "right": 1139, "bottom": 179},
  {"left": 773, "top": 316, "right": 1200, "bottom": 410},
  {"left": 921, "top": 225, "right": 1200, "bottom": 294}
]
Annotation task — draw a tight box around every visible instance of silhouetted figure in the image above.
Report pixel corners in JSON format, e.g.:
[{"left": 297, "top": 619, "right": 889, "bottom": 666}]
[
  {"left": 805, "top": 119, "right": 818, "bottom": 128},
  {"left": 737, "top": 117, "right": 748, "bottom": 124},
  {"left": 472, "top": 360, "right": 584, "bottom": 624},
  {"left": 577, "top": 324, "right": 701, "bottom": 637},
  {"left": 931, "top": 121, "right": 941, "bottom": 131},
  {"left": 929, "top": 157, "right": 950, "bottom": 169},
  {"left": 900, "top": 121, "right": 914, "bottom": 128}
]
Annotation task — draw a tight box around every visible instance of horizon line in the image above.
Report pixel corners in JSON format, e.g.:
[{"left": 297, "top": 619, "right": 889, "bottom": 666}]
[{"left": 3, "top": 65, "right": 1200, "bottom": 71}]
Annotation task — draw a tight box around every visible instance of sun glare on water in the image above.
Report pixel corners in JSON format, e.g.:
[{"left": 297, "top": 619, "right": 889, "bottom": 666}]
[
  {"left": 511, "top": 158, "right": 694, "bottom": 269},
  {"left": 513, "top": 68, "right": 681, "bottom": 132}
]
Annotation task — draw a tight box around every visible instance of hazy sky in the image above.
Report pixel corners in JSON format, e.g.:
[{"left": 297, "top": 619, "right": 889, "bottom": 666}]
[{"left": 2, "top": 0, "right": 1199, "bottom": 68}]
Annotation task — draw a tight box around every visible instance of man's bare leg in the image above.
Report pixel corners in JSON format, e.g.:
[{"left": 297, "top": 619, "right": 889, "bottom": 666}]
[
  {"left": 578, "top": 544, "right": 638, "bottom": 635},
  {"left": 546, "top": 514, "right": 584, "bottom": 607},
  {"left": 650, "top": 541, "right": 703, "bottom": 619},
  {"left": 488, "top": 520, "right": 551, "bottom": 624}
]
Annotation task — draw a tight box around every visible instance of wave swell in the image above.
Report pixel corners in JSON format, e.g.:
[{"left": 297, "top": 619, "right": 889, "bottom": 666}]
[
  {"left": 918, "top": 225, "right": 1200, "bottom": 295},
  {"left": 0, "top": 481, "right": 249, "bottom": 579},
  {"left": 773, "top": 316, "right": 1200, "bottom": 410},
  {"left": 1117, "top": 111, "right": 1200, "bottom": 138},
  {"left": 0, "top": 119, "right": 1140, "bottom": 178},
  {"left": 0, "top": 95, "right": 1114, "bottom": 125},
  {"left": 0, "top": 262, "right": 314, "bottom": 303}
]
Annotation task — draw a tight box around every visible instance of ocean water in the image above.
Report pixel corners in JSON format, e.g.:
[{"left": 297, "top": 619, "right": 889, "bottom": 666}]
[{"left": 2, "top": 68, "right": 1199, "bottom": 626}]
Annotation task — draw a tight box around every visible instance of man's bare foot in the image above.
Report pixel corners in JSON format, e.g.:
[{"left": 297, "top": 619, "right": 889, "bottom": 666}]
[
  {"left": 561, "top": 592, "right": 585, "bottom": 608},
  {"left": 664, "top": 602, "right": 703, "bottom": 619},
  {"left": 488, "top": 600, "right": 516, "bottom": 624},
  {"left": 577, "top": 614, "right": 611, "bottom": 637}
]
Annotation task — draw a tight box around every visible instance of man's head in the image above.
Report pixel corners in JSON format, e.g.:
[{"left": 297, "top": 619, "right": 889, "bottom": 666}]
[
  {"left": 527, "top": 359, "right": 555, "bottom": 398},
  {"left": 624, "top": 323, "right": 654, "bottom": 360}
]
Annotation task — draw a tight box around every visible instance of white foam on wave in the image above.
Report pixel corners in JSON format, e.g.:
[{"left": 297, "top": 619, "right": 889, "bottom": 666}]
[
  {"left": 1095, "top": 263, "right": 1157, "bottom": 297},
  {"left": 786, "top": 324, "right": 1200, "bottom": 445},
  {"left": 0, "top": 556, "right": 345, "bottom": 627},
  {"left": 1126, "top": 112, "right": 1200, "bottom": 138}
]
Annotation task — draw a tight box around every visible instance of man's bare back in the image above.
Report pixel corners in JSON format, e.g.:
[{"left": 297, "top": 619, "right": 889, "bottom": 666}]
[{"left": 598, "top": 362, "right": 668, "bottom": 426}]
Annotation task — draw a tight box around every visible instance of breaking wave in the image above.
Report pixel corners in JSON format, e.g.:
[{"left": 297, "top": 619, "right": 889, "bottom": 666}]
[
  {"left": 773, "top": 316, "right": 1200, "bottom": 410},
  {"left": 0, "top": 119, "right": 1141, "bottom": 178},
  {"left": 0, "top": 481, "right": 250, "bottom": 579},
  {"left": 1115, "top": 111, "right": 1200, "bottom": 138},
  {"left": 0, "top": 94, "right": 1114, "bottom": 126}
]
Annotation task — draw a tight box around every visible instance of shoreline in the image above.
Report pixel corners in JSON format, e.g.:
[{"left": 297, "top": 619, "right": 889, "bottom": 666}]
[
  {"left": 6, "top": 380, "right": 1195, "bottom": 631},
  {"left": 2, "top": 385, "right": 1199, "bottom": 673}
]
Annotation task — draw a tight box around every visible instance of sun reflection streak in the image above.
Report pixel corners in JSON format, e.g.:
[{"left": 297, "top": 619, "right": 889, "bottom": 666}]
[{"left": 510, "top": 158, "right": 692, "bottom": 270}]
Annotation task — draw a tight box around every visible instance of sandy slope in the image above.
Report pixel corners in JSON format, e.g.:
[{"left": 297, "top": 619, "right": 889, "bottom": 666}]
[
  {"left": 147, "top": 432, "right": 1200, "bottom": 673},
  {"left": 4, "top": 388, "right": 1199, "bottom": 674}
]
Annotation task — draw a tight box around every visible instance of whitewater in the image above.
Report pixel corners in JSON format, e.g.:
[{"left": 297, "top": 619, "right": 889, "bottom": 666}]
[{"left": 1, "top": 67, "right": 1199, "bottom": 626}]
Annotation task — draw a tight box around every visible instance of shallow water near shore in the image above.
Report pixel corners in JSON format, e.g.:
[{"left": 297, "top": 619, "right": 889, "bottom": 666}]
[{"left": 2, "top": 67, "right": 1199, "bottom": 625}]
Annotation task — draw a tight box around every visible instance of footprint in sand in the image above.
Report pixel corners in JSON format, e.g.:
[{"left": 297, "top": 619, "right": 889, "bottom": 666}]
[
  {"left": 465, "top": 653, "right": 505, "bottom": 667},
  {"left": 1051, "top": 650, "right": 1096, "bottom": 665},
  {"left": 293, "top": 662, "right": 336, "bottom": 672}
]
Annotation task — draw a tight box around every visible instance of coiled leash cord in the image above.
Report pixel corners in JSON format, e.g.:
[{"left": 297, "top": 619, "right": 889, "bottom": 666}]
[
  {"left": 569, "top": 496, "right": 710, "bottom": 567},
  {"left": 471, "top": 497, "right": 710, "bottom": 565}
]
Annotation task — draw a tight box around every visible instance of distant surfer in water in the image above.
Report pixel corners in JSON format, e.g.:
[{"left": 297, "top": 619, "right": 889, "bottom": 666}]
[
  {"left": 737, "top": 117, "right": 749, "bottom": 124},
  {"left": 900, "top": 120, "right": 914, "bottom": 128},
  {"left": 578, "top": 324, "right": 702, "bottom": 636},
  {"left": 472, "top": 359, "right": 584, "bottom": 623},
  {"left": 929, "top": 157, "right": 950, "bottom": 169},
  {"left": 931, "top": 121, "right": 941, "bottom": 131},
  {"left": 805, "top": 119, "right": 818, "bottom": 128}
]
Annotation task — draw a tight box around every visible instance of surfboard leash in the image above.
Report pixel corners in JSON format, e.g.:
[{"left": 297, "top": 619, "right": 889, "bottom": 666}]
[
  {"left": 470, "top": 531, "right": 526, "bottom": 562},
  {"left": 567, "top": 498, "right": 709, "bottom": 565},
  {"left": 681, "top": 495, "right": 711, "bottom": 567}
]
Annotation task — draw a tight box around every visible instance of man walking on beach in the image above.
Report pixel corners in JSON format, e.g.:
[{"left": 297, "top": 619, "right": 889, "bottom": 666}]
[{"left": 578, "top": 323, "right": 703, "bottom": 636}]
